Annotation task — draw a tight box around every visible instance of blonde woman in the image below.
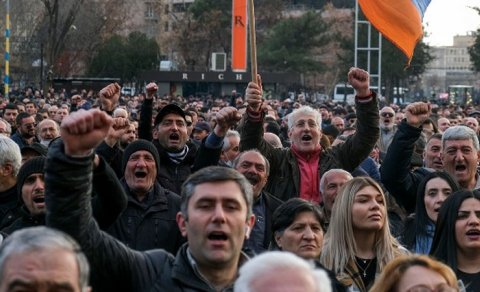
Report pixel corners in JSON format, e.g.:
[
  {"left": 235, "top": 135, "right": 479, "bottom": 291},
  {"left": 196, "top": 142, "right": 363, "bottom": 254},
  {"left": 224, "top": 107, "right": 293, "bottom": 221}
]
[{"left": 320, "top": 177, "right": 406, "bottom": 291}]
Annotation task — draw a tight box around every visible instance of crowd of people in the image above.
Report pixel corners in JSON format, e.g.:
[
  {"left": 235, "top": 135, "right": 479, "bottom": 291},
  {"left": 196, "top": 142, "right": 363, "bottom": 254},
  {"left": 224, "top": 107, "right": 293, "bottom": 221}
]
[{"left": 0, "top": 67, "right": 479, "bottom": 291}]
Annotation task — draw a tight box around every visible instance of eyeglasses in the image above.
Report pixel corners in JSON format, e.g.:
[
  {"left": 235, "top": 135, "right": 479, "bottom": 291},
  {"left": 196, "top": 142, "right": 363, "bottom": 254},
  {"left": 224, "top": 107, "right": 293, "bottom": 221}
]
[{"left": 381, "top": 112, "right": 394, "bottom": 118}]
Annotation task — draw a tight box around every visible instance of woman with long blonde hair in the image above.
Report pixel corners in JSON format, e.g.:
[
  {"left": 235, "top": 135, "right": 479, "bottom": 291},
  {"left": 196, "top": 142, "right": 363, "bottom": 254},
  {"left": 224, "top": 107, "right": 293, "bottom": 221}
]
[{"left": 320, "top": 177, "right": 405, "bottom": 291}]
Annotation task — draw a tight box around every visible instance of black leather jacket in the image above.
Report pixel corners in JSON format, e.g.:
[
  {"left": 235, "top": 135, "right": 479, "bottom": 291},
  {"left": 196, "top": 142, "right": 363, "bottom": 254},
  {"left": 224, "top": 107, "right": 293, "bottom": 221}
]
[{"left": 45, "top": 140, "right": 235, "bottom": 292}]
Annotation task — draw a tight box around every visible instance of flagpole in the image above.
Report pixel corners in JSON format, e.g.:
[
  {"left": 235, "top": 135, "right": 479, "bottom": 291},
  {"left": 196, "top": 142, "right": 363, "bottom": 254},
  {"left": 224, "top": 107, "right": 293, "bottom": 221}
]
[{"left": 248, "top": 0, "right": 257, "bottom": 83}]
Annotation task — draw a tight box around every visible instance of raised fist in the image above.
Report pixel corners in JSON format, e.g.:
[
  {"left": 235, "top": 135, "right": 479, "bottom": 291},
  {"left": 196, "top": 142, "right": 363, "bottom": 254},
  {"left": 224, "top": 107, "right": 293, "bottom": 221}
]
[
  {"left": 146, "top": 82, "right": 158, "bottom": 100},
  {"left": 245, "top": 74, "right": 263, "bottom": 112},
  {"left": 214, "top": 107, "right": 242, "bottom": 137},
  {"left": 61, "top": 109, "right": 113, "bottom": 156},
  {"left": 99, "top": 83, "right": 121, "bottom": 112},
  {"left": 348, "top": 67, "right": 371, "bottom": 97},
  {"left": 405, "top": 102, "right": 431, "bottom": 128}
]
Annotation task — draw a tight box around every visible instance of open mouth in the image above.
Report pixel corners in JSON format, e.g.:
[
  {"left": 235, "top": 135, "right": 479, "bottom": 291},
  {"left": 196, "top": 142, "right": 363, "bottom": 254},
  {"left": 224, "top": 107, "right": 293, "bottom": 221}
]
[
  {"left": 466, "top": 229, "right": 480, "bottom": 236},
  {"left": 33, "top": 196, "right": 45, "bottom": 204},
  {"left": 208, "top": 231, "right": 228, "bottom": 241},
  {"left": 301, "top": 135, "right": 312, "bottom": 141},
  {"left": 169, "top": 133, "right": 180, "bottom": 141},
  {"left": 244, "top": 173, "right": 260, "bottom": 185},
  {"left": 455, "top": 165, "right": 467, "bottom": 172},
  {"left": 434, "top": 207, "right": 441, "bottom": 212},
  {"left": 134, "top": 170, "right": 147, "bottom": 178}
]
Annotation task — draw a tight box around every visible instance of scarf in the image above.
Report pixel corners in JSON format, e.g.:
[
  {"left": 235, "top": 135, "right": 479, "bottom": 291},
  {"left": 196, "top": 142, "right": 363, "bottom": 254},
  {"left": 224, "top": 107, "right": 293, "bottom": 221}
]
[{"left": 167, "top": 145, "right": 189, "bottom": 164}]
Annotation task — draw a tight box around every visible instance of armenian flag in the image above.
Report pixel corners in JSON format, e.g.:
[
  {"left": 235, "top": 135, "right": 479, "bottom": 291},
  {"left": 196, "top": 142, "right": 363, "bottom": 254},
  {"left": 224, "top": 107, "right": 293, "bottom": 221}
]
[{"left": 358, "top": 0, "right": 431, "bottom": 65}]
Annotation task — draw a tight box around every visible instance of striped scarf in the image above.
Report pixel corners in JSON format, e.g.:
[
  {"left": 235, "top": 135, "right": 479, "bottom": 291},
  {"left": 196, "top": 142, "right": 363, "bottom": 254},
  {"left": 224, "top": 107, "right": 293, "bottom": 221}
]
[{"left": 167, "top": 145, "right": 189, "bottom": 164}]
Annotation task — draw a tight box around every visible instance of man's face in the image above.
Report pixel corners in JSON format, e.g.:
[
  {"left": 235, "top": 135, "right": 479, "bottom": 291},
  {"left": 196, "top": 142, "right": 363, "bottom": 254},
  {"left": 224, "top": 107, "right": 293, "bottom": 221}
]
[
  {"left": 120, "top": 124, "right": 136, "bottom": 147},
  {"left": 4, "top": 109, "right": 18, "bottom": 124},
  {"left": 192, "top": 129, "right": 208, "bottom": 142},
  {"left": 185, "top": 115, "right": 194, "bottom": 137},
  {"left": 156, "top": 113, "right": 188, "bottom": 151},
  {"left": 0, "top": 249, "right": 83, "bottom": 292},
  {"left": 395, "top": 112, "right": 404, "bottom": 125},
  {"left": 210, "top": 106, "right": 220, "bottom": 115},
  {"left": 48, "top": 106, "right": 58, "bottom": 117},
  {"left": 442, "top": 139, "right": 480, "bottom": 188},
  {"left": 380, "top": 107, "right": 395, "bottom": 130},
  {"left": 54, "top": 109, "right": 69, "bottom": 123},
  {"left": 222, "top": 136, "right": 240, "bottom": 163},
  {"left": 423, "top": 138, "right": 443, "bottom": 170},
  {"left": 25, "top": 103, "right": 36, "bottom": 115},
  {"left": 235, "top": 152, "right": 268, "bottom": 197},
  {"left": 38, "top": 120, "right": 59, "bottom": 141},
  {"left": 331, "top": 117, "right": 344, "bottom": 131},
  {"left": 318, "top": 108, "right": 330, "bottom": 120},
  {"left": 322, "top": 172, "right": 351, "bottom": 213},
  {"left": 177, "top": 181, "right": 254, "bottom": 269},
  {"left": 465, "top": 117, "right": 479, "bottom": 133},
  {"left": 288, "top": 114, "right": 321, "bottom": 153},
  {"left": 21, "top": 173, "right": 46, "bottom": 216},
  {"left": 0, "top": 120, "right": 9, "bottom": 137},
  {"left": 124, "top": 150, "right": 157, "bottom": 196},
  {"left": 437, "top": 118, "right": 451, "bottom": 133},
  {"left": 19, "top": 116, "right": 36, "bottom": 138}
]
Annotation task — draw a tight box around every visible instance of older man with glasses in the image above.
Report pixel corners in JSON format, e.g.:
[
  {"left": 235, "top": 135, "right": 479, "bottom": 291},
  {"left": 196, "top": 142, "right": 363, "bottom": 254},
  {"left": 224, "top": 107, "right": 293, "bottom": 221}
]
[{"left": 377, "top": 106, "right": 397, "bottom": 159}]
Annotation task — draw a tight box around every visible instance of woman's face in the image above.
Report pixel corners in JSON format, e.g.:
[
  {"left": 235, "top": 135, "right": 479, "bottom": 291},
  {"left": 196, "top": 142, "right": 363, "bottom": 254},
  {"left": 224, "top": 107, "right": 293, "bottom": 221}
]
[
  {"left": 352, "top": 186, "right": 386, "bottom": 232},
  {"left": 424, "top": 178, "right": 453, "bottom": 223},
  {"left": 275, "top": 212, "right": 324, "bottom": 260},
  {"left": 395, "top": 265, "right": 453, "bottom": 292},
  {"left": 455, "top": 198, "right": 480, "bottom": 253}
]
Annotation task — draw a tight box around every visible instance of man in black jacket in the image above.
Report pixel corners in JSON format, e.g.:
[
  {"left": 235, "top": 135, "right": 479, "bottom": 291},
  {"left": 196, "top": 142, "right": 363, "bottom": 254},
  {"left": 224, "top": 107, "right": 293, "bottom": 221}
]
[
  {"left": 46, "top": 108, "right": 256, "bottom": 292},
  {"left": 232, "top": 150, "right": 283, "bottom": 255},
  {"left": 2, "top": 157, "right": 46, "bottom": 235},
  {"left": 138, "top": 83, "right": 197, "bottom": 194},
  {"left": 107, "top": 139, "right": 185, "bottom": 254}
]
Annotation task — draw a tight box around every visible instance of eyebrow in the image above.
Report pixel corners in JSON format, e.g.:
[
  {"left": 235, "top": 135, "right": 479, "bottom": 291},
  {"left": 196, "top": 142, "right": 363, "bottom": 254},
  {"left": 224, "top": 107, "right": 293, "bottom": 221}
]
[{"left": 8, "top": 279, "right": 76, "bottom": 291}]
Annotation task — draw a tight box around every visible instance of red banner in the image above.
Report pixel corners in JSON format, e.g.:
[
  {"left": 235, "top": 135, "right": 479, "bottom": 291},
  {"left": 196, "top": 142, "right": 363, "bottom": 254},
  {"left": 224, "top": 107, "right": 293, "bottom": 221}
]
[{"left": 232, "top": 0, "right": 247, "bottom": 72}]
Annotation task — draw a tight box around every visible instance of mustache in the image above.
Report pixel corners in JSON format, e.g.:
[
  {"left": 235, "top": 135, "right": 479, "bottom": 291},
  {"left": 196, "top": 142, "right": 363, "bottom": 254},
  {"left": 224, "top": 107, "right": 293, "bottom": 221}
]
[
  {"left": 32, "top": 189, "right": 45, "bottom": 196},
  {"left": 243, "top": 172, "right": 260, "bottom": 185}
]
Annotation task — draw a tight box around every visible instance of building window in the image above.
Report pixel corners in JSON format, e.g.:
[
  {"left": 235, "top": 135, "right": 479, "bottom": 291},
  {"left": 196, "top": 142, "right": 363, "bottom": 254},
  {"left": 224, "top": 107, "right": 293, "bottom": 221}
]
[{"left": 145, "top": 2, "right": 155, "bottom": 19}]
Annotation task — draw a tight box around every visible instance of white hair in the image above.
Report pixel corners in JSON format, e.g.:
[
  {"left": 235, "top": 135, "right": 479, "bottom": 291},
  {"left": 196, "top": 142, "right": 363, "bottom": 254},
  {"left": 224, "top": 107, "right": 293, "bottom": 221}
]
[
  {"left": 0, "top": 135, "right": 22, "bottom": 176},
  {"left": 319, "top": 169, "right": 353, "bottom": 193},
  {"left": 113, "top": 108, "right": 129, "bottom": 118},
  {"left": 287, "top": 106, "right": 322, "bottom": 130},
  {"left": 222, "top": 130, "right": 240, "bottom": 151},
  {"left": 234, "top": 251, "right": 332, "bottom": 292}
]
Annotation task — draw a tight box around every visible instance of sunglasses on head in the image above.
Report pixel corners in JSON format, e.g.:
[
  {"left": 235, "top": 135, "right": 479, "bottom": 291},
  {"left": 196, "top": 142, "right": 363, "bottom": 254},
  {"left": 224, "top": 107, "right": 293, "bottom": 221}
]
[{"left": 381, "top": 112, "right": 394, "bottom": 118}]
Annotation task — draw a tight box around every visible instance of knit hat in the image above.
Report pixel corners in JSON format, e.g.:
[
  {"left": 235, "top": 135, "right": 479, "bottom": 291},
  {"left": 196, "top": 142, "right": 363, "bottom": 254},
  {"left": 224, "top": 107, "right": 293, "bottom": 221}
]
[
  {"left": 154, "top": 103, "right": 186, "bottom": 126},
  {"left": 122, "top": 139, "right": 160, "bottom": 173},
  {"left": 21, "top": 143, "right": 48, "bottom": 157},
  {"left": 17, "top": 156, "right": 46, "bottom": 196}
]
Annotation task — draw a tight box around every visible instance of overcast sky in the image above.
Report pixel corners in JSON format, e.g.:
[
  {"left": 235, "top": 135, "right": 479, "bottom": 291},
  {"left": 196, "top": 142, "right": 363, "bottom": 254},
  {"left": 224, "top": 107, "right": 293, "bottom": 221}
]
[{"left": 423, "top": 0, "right": 479, "bottom": 46}]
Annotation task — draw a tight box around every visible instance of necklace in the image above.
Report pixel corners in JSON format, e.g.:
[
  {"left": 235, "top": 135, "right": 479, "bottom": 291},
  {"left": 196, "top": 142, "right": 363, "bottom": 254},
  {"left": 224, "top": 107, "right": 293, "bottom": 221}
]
[{"left": 355, "top": 257, "right": 374, "bottom": 278}]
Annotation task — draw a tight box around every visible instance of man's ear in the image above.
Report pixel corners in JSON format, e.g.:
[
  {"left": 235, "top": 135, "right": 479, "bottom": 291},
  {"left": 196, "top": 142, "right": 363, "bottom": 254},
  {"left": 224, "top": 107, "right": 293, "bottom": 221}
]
[
  {"left": 244, "top": 214, "right": 256, "bottom": 240},
  {"left": 176, "top": 212, "right": 188, "bottom": 238}
]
